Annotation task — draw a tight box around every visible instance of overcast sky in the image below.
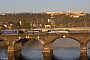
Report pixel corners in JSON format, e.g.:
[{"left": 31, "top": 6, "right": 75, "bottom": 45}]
[{"left": 0, "top": 0, "right": 90, "bottom": 13}]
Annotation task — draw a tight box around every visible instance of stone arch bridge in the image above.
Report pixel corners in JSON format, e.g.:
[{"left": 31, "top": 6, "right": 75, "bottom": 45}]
[{"left": 0, "top": 33, "right": 90, "bottom": 54}]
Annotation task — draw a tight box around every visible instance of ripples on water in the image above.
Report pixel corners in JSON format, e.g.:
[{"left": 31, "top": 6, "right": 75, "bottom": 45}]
[
  {"left": 54, "top": 47, "right": 80, "bottom": 60},
  {"left": 0, "top": 38, "right": 90, "bottom": 60},
  {"left": 22, "top": 46, "right": 43, "bottom": 60},
  {"left": 0, "top": 48, "right": 7, "bottom": 59}
]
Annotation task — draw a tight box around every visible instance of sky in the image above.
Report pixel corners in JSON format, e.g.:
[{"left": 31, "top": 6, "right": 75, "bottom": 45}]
[{"left": 0, "top": 0, "right": 90, "bottom": 13}]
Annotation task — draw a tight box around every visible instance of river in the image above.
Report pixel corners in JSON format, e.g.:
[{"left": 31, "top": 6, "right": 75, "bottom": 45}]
[{"left": 0, "top": 38, "right": 90, "bottom": 60}]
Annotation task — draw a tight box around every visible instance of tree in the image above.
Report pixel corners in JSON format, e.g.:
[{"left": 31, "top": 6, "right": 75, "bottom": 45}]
[{"left": 21, "top": 20, "right": 30, "bottom": 28}]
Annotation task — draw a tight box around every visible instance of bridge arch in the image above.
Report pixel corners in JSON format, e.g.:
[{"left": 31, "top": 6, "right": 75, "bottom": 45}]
[
  {"left": 0, "top": 39, "right": 4, "bottom": 41},
  {"left": 86, "top": 39, "right": 90, "bottom": 49},
  {"left": 86, "top": 39, "right": 90, "bottom": 45},
  {"left": 28, "top": 38, "right": 43, "bottom": 45},
  {"left": 53, "top": 38, "right": 80, "bottom": 46},
  {"left": 53, "top": 38, "right": 80, "bottom": 59},
  {"left": 41, "top": 33, "right": 87, "bottom": 54},
  {"left": 0, "top": 38, "right": 5, "bottom": 42},
  {"left": 15, "top": 37, "right": 44, "bottom": 46},
  {"left": 51, "top": 37, "right": 81, "bottom": 44},
  {"left": 0, "top": 39, "right": 7, "bottom": 47},
  {"left": 15, "top": 38, "right": 29, "bottom": 44}
]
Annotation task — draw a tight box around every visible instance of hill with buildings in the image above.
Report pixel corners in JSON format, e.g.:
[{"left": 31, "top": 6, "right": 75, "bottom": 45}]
[{"left": 0, "top": 11, "right": 90, "bottom": 29}]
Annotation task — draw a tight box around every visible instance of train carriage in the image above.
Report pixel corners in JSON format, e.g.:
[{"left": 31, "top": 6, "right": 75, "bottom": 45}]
[
  {"left": 47, "top": 30, "right": 70, "bottom": 34},
  {"left": 25, "top": 30, "right": 42, "bottom": 34},
  {"left": 2, "top": 30, "right": 19, "bottom": 35}
]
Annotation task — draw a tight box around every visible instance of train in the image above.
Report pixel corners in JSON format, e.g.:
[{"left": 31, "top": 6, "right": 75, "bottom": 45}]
[
  {"left": 25, "top": 30, "right": 42, "bottom": 34},
  {"left": 1, "top": 29, "right": 70, "bottom": 34},
  {"left": 2, "top": 30, "right": 23, "bottom": 34},
  {"left": 47, "top": 30, "right": 70, "bottom": 33}
]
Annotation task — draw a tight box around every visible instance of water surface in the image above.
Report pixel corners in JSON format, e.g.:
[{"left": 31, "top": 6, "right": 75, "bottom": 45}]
[{"left": 0, "top": 38, "right": 90, "bottom": 60}]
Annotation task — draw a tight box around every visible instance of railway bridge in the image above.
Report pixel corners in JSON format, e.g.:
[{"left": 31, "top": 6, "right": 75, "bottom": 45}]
[{"left": 0, "top": 33, "right": 90, "bottom": 53}]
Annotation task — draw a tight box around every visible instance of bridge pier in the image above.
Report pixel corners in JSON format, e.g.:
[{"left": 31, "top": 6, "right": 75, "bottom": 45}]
[
  {"left": 80, "top": 51, "right": 88, "bottom": 60},
  {"left": 80, "top": 43, "right": 87, "bottom": 53},
  {"left": 7, "top": 42, "right": 22, "bottom": 60},
  {"left": 42, "top": 50, "right": 54, "bottom": 60},
  {"left": 80, "top": 43, "right": 87, "bottom": 60},
  {"left": 7, "top": 41, "right": 22, "bottom": 52},
  {"left": 42, "top": 43, "right": 53, "bottom": 53},
  {"left": 8, "top": 49, "right": 22, "bottom": 60}
]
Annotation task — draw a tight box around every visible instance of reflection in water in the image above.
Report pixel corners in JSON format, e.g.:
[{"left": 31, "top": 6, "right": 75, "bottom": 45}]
[
  {"left": 1, "top": 38, "right": 90, "bottom": 60},
  {"left": 22, "top": 46, "right": 43, "bottom": 60},
  {"left": 22, "top": 39, "right": 43, "bottom": 60},
  {"left": 8, "top": 49, "right": 24, "bottom": 60},
  {"left": 0, "top": 47, "right": 7, "bottom": 60},
  {"left": 80, "top": 51, "right": 88, "bottom": 60},
  {"left": 42, "top": 50, "right": 54, "bottom": 60},
  {"left": 54, "top": 38, "right": 80, "bottom": 60}
]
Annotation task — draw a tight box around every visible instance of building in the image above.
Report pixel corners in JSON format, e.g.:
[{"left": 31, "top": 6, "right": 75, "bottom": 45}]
[{"left": 46, "top": 11, "right": 86, "bottom": 16}]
